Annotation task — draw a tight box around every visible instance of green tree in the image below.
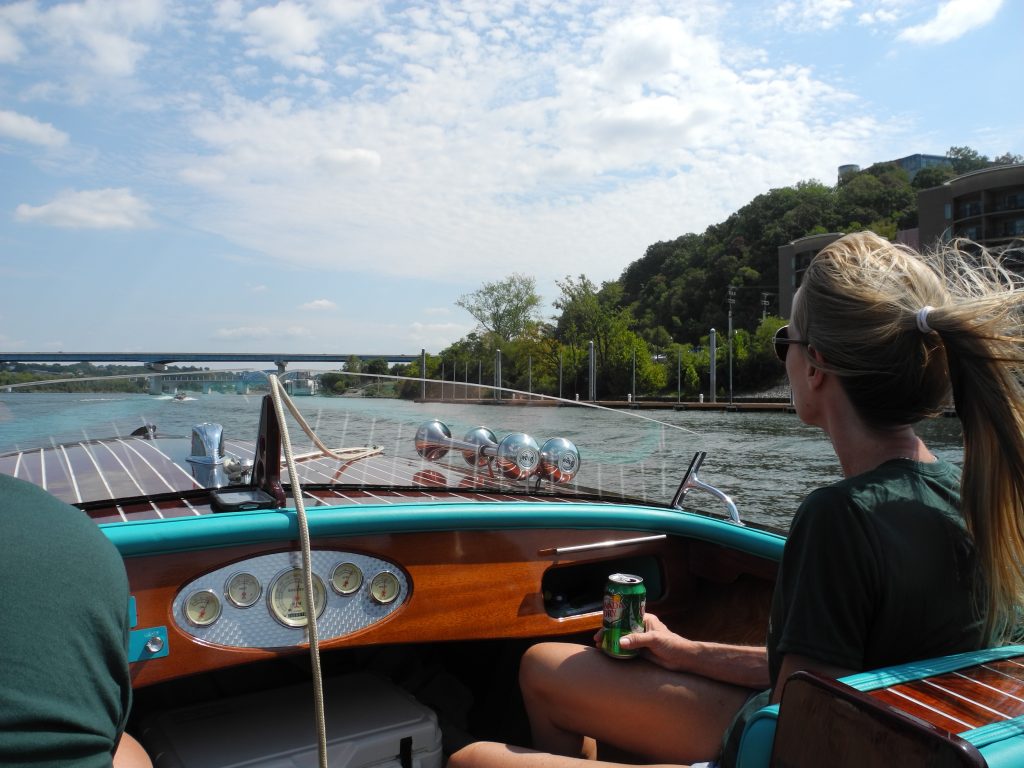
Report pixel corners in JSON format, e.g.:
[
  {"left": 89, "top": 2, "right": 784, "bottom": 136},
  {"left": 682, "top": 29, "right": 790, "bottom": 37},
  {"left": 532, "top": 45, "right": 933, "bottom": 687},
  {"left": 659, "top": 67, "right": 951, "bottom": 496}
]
[
  {"left": 455, "top": 273, "right": 542, "bottom": 343},
  {"left": 947, "top": 146, "right": 990, "bottom": 174},
  {"left": 912, "top": 165, "right": 954, "bottom": 190}
]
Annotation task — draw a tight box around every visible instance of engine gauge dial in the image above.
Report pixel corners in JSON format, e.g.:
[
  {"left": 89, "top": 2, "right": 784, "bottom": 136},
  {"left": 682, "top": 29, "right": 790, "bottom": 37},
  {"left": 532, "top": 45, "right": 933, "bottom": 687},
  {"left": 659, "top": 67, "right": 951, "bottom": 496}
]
[
  {"left": 268, "top": 569, "right": 326, "bottom": 628},
  {"left": 369, "top": 571, "right": 400, "bottom": 605},
  {"left": 184, "top": 589, "right": 222, "bottom": 627},
  {"left": 225, "top": 571, "right": 262, "bottom": 608},
  {"left": 331, "top": 562, "right": 363, "bottom": 596}
]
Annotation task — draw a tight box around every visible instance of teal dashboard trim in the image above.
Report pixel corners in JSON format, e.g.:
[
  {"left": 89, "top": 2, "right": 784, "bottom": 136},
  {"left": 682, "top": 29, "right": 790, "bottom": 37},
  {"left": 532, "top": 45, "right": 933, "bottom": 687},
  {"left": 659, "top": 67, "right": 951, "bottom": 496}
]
[
  {"left": 100, "top": 501, "right": 785, "bottom": 562},
  {"left": 128, "top": 625, "right": 168, "bottom": 662}
]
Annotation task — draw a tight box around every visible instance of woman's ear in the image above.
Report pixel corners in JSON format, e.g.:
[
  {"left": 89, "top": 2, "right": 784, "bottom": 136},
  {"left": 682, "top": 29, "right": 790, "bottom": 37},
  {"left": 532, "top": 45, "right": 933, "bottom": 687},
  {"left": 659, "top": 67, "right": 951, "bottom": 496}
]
[{"left": 806, "top": 346, "right": 827, "bottom": 389}]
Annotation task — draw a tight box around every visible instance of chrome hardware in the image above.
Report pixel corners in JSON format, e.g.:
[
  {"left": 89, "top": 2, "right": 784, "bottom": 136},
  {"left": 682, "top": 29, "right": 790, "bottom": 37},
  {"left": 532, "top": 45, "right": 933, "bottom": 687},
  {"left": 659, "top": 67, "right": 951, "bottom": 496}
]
[
  {"left": 188, "top": 422, "right": 225, "bottom": 464},
  {"left": 461, "top": 426, "right": 498, "bottom": 467},
  {"left": 414, "top": 421, "right": 580, "bottom": 484},
  {"left": 414, "top": 420, "right": 454, "bottom": 461},
  {"left": 671, "top": 451, "right": 741, "bottom": 524},
  {"left": 145, "top": 634, "right": 165, "bottom": 654},
  {"left": 538, "top": 534, "right": 666, "bottom": 556},
  {"left": 495, "top": 433, "right": 541, "bottom": 479},
  {"left": 539, "top": 437, "right": 580, "bottom": 483}
]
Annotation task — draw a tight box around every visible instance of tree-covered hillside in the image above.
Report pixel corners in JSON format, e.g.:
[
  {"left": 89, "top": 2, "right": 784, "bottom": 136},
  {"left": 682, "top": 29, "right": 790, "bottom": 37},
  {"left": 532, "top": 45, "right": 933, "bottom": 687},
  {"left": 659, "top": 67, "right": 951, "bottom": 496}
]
[{"left": 409, "top": 147, "right": 1022, "bottom": 400}]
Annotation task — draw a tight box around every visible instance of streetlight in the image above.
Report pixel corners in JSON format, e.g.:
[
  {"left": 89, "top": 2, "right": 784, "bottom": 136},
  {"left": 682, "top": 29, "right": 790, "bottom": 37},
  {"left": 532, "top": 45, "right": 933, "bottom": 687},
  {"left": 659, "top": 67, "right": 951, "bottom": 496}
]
[{"left": 727, "top": 286, "right": 736, "bottom": 405}]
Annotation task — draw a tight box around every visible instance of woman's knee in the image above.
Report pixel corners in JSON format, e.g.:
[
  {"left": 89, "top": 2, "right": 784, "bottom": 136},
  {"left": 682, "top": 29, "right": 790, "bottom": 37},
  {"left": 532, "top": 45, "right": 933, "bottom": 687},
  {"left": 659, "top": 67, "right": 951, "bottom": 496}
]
[{"left": 519, "top": 642, "right": 577, "bottom": 697}]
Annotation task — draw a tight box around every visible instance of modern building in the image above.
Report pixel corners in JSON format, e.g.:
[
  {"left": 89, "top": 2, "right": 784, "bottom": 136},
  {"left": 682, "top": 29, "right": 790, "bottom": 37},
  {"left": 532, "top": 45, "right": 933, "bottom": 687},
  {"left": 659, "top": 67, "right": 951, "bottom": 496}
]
[
  {"left": 918, "top": 164, "right": 1024, "bottom": 252},
  {"left": 838, "top": 153, "right": 952, "bottom": 185},
  {"left": 777, "top": 233, "right": 844, "bottom": 318}
]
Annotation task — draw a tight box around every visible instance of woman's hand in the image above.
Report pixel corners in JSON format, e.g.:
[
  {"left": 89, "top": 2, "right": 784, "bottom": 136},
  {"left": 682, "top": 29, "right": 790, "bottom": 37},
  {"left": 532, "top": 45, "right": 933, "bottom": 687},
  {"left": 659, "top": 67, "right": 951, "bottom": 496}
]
[{"left": 593, "top": 613, "right": 697, "bottom": 672}]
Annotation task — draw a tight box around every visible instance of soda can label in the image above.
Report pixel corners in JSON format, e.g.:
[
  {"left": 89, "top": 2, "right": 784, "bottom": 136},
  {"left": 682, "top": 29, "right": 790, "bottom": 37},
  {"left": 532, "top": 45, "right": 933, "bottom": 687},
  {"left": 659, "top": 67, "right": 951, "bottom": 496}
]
[{"left": 601, "top": 573, "right": 646, "bottom": 659}]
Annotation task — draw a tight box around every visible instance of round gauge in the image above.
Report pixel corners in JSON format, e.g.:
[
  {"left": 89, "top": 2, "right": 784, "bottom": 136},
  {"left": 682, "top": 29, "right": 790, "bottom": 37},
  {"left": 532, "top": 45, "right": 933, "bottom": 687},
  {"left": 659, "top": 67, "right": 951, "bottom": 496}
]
[
  {"left": 184, "top": 590, "right": 222, "bottom": 627},
  {"left": 225, "top": 571, "right": 262, "bottom": 608},
  {"left": 331, "top": 562, "right": 363, "bottom": 596},
  {"left": 267, "top": 569, "right": 327, "bottom": 628},
  {"left": 369, "top": 571, "right": 401, "bottom": 605}
]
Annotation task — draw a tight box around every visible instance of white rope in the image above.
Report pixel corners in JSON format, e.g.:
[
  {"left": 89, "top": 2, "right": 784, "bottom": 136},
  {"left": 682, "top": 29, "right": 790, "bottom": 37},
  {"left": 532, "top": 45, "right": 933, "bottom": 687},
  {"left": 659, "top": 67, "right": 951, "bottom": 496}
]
[
  {"left": 268, "top": 375, "right": 329, "bottom": 768},
  {"left": 274, "top": 386, "right": 382, "bottom": 462}
]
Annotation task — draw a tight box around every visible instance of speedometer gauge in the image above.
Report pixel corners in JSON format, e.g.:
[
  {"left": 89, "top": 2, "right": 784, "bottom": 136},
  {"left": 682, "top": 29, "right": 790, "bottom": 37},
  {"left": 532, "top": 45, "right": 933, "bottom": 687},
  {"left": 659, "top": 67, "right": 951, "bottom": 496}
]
[{"left": 267, "top": 569, "right": 327, "bottom": 628}]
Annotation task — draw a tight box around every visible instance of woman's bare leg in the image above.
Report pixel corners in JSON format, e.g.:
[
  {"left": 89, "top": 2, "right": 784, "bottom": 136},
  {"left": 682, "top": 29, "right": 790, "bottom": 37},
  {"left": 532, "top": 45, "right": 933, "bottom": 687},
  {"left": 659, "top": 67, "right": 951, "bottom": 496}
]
[{"left": 519, "top": 642, "right": 753, "bottom": 764}]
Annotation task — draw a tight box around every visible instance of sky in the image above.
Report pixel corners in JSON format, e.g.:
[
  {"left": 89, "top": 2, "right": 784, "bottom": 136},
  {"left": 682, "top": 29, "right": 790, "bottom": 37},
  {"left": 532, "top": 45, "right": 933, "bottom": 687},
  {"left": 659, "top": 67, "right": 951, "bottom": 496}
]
[{"left": 0, "top": 0, "right": 1021, "bottom": 358}]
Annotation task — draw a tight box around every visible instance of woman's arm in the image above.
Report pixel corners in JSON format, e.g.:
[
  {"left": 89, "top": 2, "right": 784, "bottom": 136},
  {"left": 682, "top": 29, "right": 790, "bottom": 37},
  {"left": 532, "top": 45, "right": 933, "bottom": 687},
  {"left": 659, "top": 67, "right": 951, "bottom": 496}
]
[{"left": 617, "top": 613, "right": 771, "bottom": 690}]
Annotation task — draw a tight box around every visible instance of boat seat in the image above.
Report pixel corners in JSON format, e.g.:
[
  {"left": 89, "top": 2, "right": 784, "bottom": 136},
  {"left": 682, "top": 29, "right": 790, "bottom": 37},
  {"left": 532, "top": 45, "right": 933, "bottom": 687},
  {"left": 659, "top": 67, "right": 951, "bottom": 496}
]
[
  {"left": 735, "top": 645, "right": 1024, "bottom": 768},
  {"left": 769, "top": 671, "right": 985, "bottom": 767}
]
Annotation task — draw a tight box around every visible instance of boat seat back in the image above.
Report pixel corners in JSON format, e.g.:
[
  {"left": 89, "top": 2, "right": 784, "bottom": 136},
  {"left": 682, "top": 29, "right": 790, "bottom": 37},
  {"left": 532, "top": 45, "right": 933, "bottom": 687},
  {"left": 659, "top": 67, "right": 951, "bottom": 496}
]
[
  {"left": 769, "top": 671, "right": 985, "bottom": 767},
  {"left": 736, "top": 645, "right": 1024, "bottom": 768}
]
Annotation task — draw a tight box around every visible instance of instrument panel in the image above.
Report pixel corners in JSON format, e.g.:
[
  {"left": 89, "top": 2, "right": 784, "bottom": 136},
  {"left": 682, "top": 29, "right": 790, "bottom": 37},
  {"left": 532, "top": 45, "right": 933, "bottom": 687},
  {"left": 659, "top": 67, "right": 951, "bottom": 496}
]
[{"left": 172, "top": 550, "right": 409, "bottom": 648}]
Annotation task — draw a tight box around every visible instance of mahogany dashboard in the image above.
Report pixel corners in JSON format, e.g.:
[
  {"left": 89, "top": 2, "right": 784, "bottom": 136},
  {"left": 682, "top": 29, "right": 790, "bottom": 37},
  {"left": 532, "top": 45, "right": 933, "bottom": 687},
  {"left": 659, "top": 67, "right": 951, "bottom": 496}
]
[{"left": 172, "top": 550, "right": 409, "bottom": 649}]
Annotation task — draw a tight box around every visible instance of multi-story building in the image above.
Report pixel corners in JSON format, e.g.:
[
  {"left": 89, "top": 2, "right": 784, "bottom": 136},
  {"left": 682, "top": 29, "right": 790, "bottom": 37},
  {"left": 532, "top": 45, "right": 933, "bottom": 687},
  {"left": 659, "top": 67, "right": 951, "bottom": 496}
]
[
  {"left": 776, "top": 233, "right": 844, "bottom": 318},
  {"left": 918, "top": 164, "right": 1024, "bottom": 251}
]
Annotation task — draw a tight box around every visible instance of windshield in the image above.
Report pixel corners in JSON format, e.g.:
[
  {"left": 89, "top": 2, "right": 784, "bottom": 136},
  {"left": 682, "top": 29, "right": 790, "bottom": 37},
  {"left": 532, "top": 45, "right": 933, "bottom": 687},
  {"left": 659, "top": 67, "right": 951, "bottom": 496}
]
[{"left": 0, "top": 371, "right": 967, "bottom": 530}]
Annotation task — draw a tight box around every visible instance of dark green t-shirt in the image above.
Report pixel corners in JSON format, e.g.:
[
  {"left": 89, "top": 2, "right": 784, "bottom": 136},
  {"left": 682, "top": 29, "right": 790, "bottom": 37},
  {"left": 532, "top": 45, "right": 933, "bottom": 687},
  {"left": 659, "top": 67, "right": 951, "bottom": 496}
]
[
  {"left": 766, "top": 458, "right": 983, "bottom": 688},
  {"left": 0, "top": 474, "right": 132, "bottom": 766}
]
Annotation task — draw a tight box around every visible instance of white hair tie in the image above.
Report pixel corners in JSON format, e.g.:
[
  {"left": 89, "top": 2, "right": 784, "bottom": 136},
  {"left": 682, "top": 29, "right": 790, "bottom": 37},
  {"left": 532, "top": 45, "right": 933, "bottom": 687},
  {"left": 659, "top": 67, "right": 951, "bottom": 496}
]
[{"left": 916, "top": 306, "right": 935, "bottom": 334}]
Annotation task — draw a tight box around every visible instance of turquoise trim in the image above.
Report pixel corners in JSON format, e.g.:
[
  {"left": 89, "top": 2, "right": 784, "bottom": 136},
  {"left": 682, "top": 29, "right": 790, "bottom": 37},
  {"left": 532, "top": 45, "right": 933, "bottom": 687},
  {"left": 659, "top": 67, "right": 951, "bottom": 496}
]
[
  {"left": 128, "top": 596, "right": 137, "bottom": 628},
  {"left": 839, "top": 645, "right": 1024, "bottom": 692},
  {"left": 736, "top": 703, "right": 780, "bottom": 768},
  {"left": 128, "top": 626, "right": 168, "bottom": 662},
  {"left": 961, "top": 715, "right": 1024, "bottom": 749},
  {"left": 99, "top": 502, "right": 785, "bottom": 561},
  {"left": 979, "top": 735, "right": 1024, "bottom": 768}
]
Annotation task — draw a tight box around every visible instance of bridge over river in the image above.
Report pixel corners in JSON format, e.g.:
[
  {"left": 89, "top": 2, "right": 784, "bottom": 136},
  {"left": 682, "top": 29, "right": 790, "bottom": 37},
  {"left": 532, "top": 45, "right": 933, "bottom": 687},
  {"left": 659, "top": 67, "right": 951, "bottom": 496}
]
[{"left": 0, "top": 352, "right": 421, "bottom": 395}]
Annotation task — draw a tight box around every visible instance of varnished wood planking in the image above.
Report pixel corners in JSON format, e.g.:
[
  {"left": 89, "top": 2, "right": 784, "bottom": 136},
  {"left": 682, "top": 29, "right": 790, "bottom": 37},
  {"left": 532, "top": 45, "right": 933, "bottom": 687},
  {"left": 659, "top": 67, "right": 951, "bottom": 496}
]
[
  {"left": 126, "top": 528, "right": 697, "bottom": 688},
  {"left": 867, "top": 655, "right": 1024, "bottom": 734}
]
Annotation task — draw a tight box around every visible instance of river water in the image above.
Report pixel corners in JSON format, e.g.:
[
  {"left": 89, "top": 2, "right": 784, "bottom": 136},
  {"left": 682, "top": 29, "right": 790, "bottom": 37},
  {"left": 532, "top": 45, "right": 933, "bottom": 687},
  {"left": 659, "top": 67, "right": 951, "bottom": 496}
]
[{"left": 0, "top": 391, "right": 965, "bottom": 531}]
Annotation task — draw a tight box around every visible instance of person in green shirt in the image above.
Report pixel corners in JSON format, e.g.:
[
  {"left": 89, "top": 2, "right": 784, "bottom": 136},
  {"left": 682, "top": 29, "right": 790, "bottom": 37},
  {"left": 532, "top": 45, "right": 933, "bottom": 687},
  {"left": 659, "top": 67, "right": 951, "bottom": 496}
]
[
  {"left": 449, "top": 231, "right": 1024, "bottom": 768},
  {"left": 0, "top": 473, "right": 151, "bottom": 767}
]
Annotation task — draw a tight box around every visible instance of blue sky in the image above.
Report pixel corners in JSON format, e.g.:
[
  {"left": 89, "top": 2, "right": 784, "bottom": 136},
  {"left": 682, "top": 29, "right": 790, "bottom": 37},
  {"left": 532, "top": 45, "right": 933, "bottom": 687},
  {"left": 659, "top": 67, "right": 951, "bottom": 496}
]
[{"left": 1, "top": 0, "right": 1020, "bottom": 357}]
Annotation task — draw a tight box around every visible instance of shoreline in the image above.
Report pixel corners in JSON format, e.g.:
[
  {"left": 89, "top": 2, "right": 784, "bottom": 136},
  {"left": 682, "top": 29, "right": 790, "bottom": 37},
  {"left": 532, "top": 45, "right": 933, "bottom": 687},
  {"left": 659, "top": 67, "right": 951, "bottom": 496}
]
[{"left": 414, "top": 397, "right": 796, "bottom": 412}]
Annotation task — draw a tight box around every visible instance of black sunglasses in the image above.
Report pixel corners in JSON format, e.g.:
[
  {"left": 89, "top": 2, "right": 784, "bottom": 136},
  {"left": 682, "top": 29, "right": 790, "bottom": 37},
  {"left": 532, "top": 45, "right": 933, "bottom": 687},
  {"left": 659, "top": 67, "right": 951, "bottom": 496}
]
[{"left": 773, "top": 325, "right": 809, "bottom": 362}]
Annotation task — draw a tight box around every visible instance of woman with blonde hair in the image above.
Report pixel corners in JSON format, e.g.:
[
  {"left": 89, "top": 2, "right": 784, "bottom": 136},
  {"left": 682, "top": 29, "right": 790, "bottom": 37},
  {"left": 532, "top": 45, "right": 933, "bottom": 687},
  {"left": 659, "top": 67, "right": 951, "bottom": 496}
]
[{"left": 449, "top": 231, "right": 1024, "bottom": 768}]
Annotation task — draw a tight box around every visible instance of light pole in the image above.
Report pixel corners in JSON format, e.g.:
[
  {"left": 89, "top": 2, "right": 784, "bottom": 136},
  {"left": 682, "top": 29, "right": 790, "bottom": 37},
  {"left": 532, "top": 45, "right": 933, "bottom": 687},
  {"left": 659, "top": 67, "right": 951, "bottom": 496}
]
[{"left": 727, "top": 286, "right": 736, "bottom": 405}]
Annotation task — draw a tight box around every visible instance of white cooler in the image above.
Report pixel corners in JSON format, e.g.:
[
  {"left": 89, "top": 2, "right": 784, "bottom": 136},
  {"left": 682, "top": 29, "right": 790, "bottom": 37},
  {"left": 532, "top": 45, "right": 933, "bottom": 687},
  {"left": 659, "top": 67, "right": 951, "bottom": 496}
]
[{"left": 140, "top": 672, "right": 444, "bottom": 768}]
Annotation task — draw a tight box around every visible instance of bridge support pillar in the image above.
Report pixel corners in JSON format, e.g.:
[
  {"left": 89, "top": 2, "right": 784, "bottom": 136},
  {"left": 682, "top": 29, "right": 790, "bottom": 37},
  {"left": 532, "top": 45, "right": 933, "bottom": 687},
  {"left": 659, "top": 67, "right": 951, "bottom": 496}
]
[
  {"left": 203, "top": 383, "right": 211, "bottom": 394},
  {"left": 236, "top": 381, "right": 249, "bottom": 395},
  {"left": 149, "top": 378, "right": 163, "bottom": 395}
]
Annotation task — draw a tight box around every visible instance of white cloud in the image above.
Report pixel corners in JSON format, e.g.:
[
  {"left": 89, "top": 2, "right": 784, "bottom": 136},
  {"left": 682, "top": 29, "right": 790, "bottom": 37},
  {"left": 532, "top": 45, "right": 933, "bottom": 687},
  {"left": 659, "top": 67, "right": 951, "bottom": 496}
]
[
  {"left": 316, "top": 148, "right": 381, "bottom": 174},
  {"left": 215, "top": 326, "right": 272, "bottom": 340},
  {"left": 15, "top": 188, "right": 153, "bottom": 229},
  {"left": 170, "top": 6, "right": 870, "bottom": 287},
  {"left": 0, "top": 21, "right": 24, "bottom": 63},
  {"left": 772, "top": 0, "right": 854, "bottom": 31},
  {"left": 0, "top": 110, "right": 69, "bottom": 147},
  {"left": 217, "top": 0, "right": 327, "bottom": 72},
  {"left": 35, "top": 0, "right": 166, "bottom": 76},
  {"left": 300, "top": 299, "right": 336, "bottom": 310},
  {"left": 897, "top": 0, "right": 1003, "bottom": 44}
]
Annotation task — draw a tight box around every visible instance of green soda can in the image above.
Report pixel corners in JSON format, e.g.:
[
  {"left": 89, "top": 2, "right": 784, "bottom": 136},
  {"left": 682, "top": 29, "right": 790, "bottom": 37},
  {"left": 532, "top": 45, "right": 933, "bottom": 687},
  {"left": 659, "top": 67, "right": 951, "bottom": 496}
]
[{"left": 601, "top": 573, "right": 646, "bottom": 659}]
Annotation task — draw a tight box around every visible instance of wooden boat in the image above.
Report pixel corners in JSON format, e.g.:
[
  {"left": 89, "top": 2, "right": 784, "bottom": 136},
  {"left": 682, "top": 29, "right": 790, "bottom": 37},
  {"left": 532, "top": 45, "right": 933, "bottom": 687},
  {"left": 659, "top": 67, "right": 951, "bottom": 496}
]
[{"left": 2, "top": 375, "right": 1023, "bottom": 768}]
